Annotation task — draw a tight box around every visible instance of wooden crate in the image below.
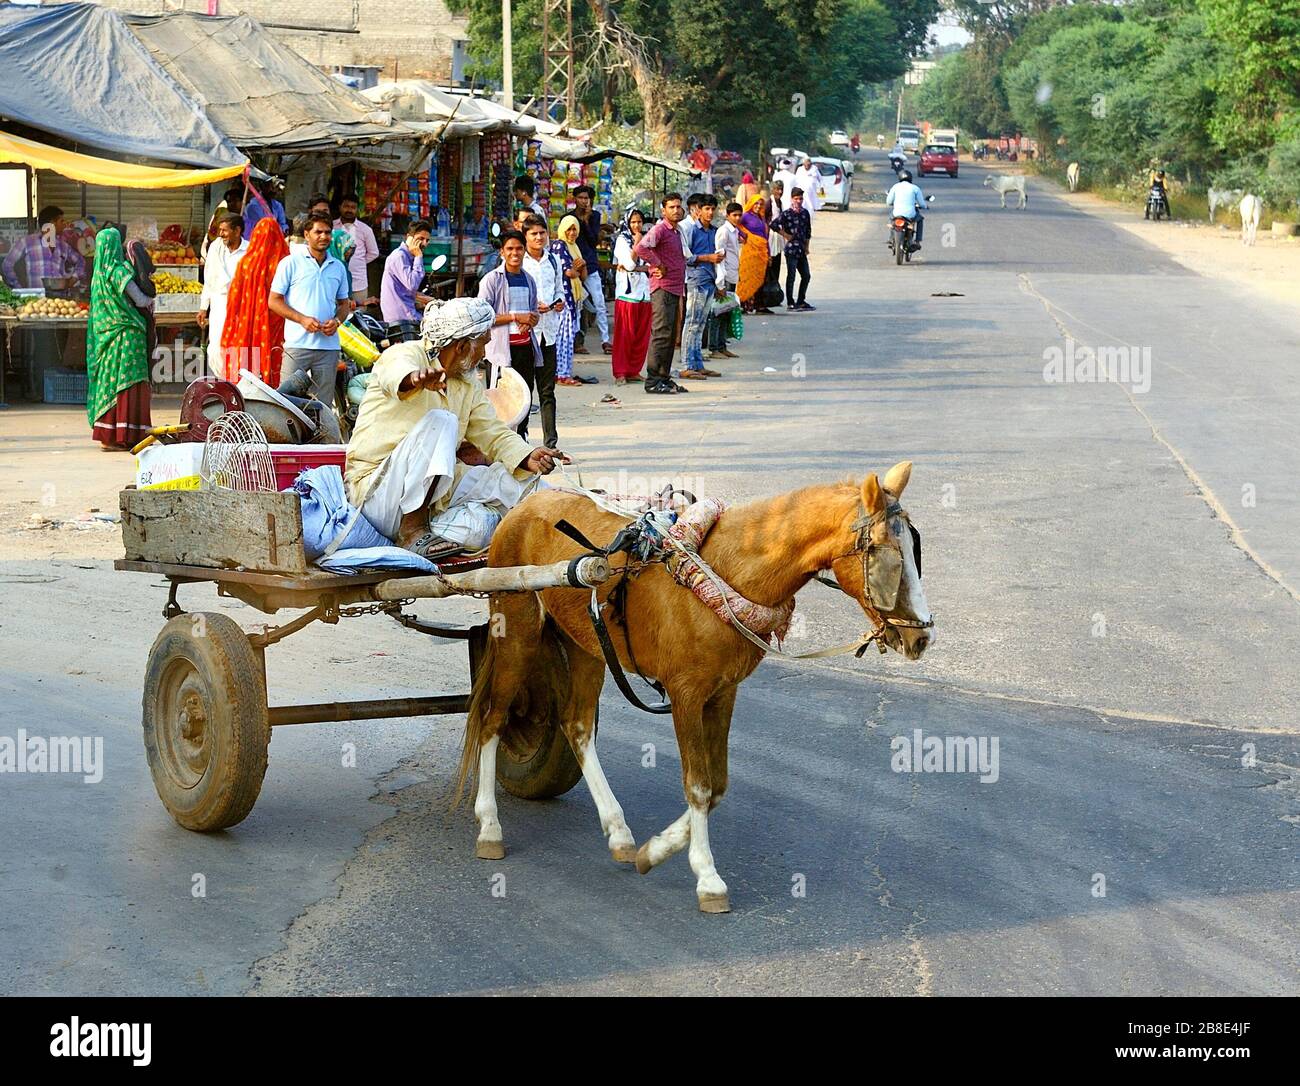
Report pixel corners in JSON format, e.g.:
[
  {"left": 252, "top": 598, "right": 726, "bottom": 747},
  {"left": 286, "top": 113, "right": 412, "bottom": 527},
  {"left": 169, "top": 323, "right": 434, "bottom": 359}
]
[{"left": 120, "top": 489, "right": 308, "bottom": 574}]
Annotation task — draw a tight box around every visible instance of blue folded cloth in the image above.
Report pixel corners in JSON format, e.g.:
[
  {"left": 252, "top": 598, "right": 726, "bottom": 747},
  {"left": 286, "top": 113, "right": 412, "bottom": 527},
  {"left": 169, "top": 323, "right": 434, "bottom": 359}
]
[{"left": 291, "top": 465, "right": 436, "bottom": 574}]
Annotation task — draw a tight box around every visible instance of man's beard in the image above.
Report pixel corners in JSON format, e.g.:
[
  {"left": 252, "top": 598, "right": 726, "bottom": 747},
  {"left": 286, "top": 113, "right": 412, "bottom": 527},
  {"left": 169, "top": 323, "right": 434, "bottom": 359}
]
[{"left": 440, "top": 348, "right": 478, "bottom": 380}]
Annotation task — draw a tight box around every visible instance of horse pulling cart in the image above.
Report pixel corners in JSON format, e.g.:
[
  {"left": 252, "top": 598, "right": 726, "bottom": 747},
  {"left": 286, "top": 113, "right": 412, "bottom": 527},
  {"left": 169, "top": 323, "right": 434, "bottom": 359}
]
[{"left": 115, "top": 487, "right": 611, "bottom": 833}]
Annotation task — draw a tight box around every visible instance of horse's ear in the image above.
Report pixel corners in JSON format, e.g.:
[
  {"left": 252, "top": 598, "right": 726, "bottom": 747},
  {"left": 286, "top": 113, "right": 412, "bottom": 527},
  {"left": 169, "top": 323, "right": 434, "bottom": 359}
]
[
  {"left": 861, "top": 473, "right": 887, "bottom": 517},
  {"left": 883, "top": 460, "right": 912, "bottom": 497}
]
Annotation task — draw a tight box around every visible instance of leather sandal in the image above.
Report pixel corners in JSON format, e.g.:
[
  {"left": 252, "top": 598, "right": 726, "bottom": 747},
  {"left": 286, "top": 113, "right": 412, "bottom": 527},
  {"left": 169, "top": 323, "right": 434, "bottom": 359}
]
[{"left": 403, "top": 531, "right": 464, "bottom": 560}]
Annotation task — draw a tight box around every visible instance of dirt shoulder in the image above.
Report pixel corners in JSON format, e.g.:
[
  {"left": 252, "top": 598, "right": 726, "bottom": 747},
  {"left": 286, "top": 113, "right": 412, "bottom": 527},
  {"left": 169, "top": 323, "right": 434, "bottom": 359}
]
[{"left": 970, "top": 161, "right": 1300, "bottom": 314}]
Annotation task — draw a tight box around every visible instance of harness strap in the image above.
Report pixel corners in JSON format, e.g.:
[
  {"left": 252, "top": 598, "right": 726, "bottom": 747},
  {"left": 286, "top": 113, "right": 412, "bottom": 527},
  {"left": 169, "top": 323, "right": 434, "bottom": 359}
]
[{"left": 587, "top": 588, "right": 673, "bottom": 714}]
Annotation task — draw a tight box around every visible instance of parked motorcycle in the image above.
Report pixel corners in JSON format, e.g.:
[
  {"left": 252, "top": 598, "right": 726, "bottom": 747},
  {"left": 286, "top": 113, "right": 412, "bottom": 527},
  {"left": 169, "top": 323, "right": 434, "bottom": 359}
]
[{"left": 1145, "top": 184, "right": 1169, "bottom": 221}]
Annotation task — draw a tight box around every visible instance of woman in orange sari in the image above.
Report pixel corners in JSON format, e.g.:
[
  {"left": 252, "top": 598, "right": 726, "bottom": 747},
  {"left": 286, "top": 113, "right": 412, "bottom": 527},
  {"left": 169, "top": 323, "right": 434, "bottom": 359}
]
[
  {"left": 737, "top": 194, "right": 770, "bottom": 312},
  {"left": 220, "top": 217, "right": 289, "bottom": 384}
]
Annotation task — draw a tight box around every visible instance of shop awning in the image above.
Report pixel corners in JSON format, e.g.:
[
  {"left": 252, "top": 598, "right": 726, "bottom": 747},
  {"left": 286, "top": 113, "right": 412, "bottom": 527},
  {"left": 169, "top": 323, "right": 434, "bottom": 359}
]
[
  {"left": 0, "top": 2, "right": 246, "bottom": 170},
  {"left": 0, "top": 131, "right": 245, "bottom": 189}
]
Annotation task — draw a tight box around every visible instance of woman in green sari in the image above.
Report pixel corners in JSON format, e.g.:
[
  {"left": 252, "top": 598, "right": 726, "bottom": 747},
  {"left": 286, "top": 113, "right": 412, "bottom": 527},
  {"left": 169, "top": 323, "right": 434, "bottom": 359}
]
[{"left": 86, "top": 227, "right": 152, "bottom": 450}]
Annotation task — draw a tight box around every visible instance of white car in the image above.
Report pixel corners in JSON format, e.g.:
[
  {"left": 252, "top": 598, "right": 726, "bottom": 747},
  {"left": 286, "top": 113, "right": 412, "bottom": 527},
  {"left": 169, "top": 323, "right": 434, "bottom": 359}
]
[
  {"left": 829, "top": 130, "right": 850, "bottom": 148},
  {"left": 811, "top": 156, "right": 851, "bottom": 211}
]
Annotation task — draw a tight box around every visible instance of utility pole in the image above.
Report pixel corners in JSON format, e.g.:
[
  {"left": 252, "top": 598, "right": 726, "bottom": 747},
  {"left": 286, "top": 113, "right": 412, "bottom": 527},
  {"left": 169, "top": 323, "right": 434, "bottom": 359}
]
[
  {"left": 501, "top": 0, "right": 514, "bottom": 106},
  {"left": 542, "top": 0, "right": 575, "bottom": 125}
]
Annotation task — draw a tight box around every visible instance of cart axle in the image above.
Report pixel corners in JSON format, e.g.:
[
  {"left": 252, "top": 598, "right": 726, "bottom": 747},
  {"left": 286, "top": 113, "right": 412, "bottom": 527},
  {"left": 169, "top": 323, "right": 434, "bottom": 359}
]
[{"left": 268, "top": 694, "right": 469, "bottom": 727}]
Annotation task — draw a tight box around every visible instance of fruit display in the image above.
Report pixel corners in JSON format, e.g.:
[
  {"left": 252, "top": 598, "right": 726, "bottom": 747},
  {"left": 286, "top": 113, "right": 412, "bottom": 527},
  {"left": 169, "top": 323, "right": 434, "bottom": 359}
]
[
  {"left": 15, "top": 297, "right": 87, "bottom": 319},
  {"left": 152, "top": 271, "right": 202, "bottom": 295},
  {"left": 148, "top": 241, "right": 200, "bottom": 266}
]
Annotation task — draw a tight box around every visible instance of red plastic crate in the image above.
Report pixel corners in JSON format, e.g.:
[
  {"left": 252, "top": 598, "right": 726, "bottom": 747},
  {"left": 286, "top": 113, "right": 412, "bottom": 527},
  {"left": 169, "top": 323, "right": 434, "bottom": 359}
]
[{"left": 268, "top": 444, "right": 347, "bottom": 492}]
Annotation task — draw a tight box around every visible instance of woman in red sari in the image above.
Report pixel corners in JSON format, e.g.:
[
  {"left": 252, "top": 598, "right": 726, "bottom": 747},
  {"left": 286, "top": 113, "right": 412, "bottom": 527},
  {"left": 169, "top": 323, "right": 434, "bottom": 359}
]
[{"left": 220, "top": 217, "right": 289, "bottom": 384}]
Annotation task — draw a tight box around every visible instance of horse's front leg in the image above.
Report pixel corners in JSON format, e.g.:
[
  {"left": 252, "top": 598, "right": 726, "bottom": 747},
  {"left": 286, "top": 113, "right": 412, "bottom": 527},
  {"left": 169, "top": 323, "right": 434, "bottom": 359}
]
[
  {"left": 688, "top": 687, "right": 736, "bottom": 913},
  {"left": 560, "top": 646, "right": 637, "bottom": 863},
  {"left": 636, "top": 688, "right": 735, "bottom": 913}
]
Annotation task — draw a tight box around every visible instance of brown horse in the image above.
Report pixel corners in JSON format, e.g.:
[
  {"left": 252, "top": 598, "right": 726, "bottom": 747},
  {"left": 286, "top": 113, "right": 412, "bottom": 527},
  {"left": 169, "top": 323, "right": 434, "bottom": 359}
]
[{"left": 455, "top": 460, "right": 933, "bottom": 912}]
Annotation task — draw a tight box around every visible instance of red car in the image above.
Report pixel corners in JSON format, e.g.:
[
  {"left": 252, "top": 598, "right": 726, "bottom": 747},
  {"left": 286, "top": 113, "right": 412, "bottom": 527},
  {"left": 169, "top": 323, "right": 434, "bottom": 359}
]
[{"left": 919, "top": 144, "right": 958, "bottom": 178}]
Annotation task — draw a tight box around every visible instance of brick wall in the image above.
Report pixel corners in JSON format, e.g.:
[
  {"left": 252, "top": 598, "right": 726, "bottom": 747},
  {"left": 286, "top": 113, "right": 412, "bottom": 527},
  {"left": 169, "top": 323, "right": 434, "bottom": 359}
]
[{"left": 93, "top": 0, "right": 468, "bottom": 80}]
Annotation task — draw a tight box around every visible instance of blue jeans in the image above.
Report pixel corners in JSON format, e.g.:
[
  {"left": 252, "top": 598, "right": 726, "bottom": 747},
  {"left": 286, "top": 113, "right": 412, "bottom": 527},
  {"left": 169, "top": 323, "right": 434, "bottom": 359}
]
[{"left": 682, "top": 282, "right": 712, "bottom": 370}]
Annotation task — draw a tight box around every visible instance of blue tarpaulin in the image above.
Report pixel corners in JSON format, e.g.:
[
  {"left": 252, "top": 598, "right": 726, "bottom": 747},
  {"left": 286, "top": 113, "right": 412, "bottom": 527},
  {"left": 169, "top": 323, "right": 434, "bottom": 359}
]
[{"left": 0, "top": 3, "right": 246, "bottom": 170}]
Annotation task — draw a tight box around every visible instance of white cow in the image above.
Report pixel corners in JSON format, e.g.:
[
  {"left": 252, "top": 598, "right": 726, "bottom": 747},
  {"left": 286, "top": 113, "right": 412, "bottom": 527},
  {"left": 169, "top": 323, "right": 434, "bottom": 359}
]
[
  {"left": 1239, "top": 193, "right": 1262, "bottom": 246},
  {"left": 1066, "top": 162, "right": 1080, "bottom": 192},
  {"left": 1208, "top": 187, "right": 1243, "bottom": 223},
  {"left": 984, "top": 174, "right": 1027, "bottom": 208}
]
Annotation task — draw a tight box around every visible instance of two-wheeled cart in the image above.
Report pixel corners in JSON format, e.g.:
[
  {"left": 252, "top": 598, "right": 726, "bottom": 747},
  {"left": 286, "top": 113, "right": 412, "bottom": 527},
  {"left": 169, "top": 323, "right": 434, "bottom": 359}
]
[{"left": 115, "top": 487, "right": 609, "bottom": 831}]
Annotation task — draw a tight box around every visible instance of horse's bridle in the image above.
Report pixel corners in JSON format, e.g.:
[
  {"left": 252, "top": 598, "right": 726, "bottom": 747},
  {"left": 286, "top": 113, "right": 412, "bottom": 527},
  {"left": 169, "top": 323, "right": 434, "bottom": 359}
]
[{"left": 823, "top": 499, "right": 934, "bottom": 649}]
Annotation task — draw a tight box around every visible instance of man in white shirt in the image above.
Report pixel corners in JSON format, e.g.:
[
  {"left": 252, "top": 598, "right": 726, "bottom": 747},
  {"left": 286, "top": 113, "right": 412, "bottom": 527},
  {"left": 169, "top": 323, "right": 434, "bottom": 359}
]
[
  {"left": 197, "top": 212, "right": 248, "bottom": 379},
  {"left": 334, "top": 196, "right": 379, "bottom": 305},
  {"left": 794, "top": 157, "right": 823, "bottom": 218},
  {"left": 771, "top": 159, "right": 798, "bottom": 213},
  {"left": 709, "top": 200, "right": 744, "bottom": 359},
  {"left": 520, "top": 215, "right": 564, "bottom": 444}
]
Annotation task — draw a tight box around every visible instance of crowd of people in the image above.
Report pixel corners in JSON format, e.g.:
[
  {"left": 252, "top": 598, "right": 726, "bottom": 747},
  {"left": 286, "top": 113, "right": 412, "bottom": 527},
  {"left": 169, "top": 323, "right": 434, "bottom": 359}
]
[
  {"left": 498, "top": 160, "right": 823, "bottom": 402},
  {"left": 71, "top": 154, "right": 827, "bottom": 468}
]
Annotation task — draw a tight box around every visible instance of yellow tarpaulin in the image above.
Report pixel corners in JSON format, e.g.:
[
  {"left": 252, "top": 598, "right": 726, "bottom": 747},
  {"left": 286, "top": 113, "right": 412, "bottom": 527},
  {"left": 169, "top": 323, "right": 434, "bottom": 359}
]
[{"left": 0, "top": 131, "right": 246, "bottom": 189}]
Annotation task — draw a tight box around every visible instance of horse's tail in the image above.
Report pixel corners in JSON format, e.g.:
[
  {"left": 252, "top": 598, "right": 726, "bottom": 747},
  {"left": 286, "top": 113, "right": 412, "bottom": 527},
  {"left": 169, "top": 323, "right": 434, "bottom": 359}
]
[{"left": 453, "top": 631, "right": 497, "bottom": 809}]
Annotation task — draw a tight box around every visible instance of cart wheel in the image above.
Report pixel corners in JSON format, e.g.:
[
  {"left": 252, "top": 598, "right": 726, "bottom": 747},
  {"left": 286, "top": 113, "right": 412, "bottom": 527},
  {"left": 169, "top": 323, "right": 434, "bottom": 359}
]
[
  {"left": 469, "top": 623, "right": 583, "bottom": 800},
  {"left": 142, "top": 613, "right": 270, "bottom": 832},
  {"left": 495, "top": 702, "right": 586, "bottom": 800}
]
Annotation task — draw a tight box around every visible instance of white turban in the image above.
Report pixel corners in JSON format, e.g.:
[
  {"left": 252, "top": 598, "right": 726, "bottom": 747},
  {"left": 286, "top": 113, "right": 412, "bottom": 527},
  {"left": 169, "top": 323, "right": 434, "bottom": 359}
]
[{"left": 420, "top": 297, "right": 495, "bottom": 354}]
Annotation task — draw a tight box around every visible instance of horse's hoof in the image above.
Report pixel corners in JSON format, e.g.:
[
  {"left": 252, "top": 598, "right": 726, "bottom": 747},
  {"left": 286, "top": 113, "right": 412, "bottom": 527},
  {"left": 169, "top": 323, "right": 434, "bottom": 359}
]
[
  {"left": 635, "top": 842, "right": 655, "bottom": 875},
  {"left": 476, "top": 839, "right": 506, "bottom": 860},
  {"left": 698, "top": 892, "right": 731, "bottom": 914},
  {"left": 611, "top": 843, "right": 638, "bottom": 864}
]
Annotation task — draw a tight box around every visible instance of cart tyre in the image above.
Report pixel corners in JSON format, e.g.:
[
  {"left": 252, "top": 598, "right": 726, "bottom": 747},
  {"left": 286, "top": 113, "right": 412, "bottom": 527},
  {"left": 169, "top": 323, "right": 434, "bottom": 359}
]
[
  {"left": 469, "top": 621, "right": 583, "bottom": 800},
  {"left": 142, "top": 613, "right": 270, "bottom": 832},
  {"left": 495, "top": 705, "right": 585, "bottom": 800}
]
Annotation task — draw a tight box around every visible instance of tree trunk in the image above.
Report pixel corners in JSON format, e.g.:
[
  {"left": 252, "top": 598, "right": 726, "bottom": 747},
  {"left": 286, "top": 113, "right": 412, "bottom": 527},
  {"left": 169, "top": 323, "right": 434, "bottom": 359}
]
[{"left": 585, "top": 0, "right": 674, "bottom": 152}]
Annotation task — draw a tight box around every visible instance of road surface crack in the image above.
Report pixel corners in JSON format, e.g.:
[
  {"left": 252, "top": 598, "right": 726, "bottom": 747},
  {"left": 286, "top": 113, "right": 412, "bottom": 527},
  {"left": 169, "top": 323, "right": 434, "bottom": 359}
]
[{"left": 1017, "top": 272, "right": 1300, "bottom": 607}]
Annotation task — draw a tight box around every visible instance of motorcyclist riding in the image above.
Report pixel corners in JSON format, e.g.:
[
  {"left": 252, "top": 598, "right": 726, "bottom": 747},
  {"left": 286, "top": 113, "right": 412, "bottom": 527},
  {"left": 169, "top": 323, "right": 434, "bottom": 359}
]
[
  {"left": 886, "top": 169, "right": 927, "bottom": 250},
  {"left": 888, "top": 141, "right": 907, "bottom": 174},
  {"left": 1146, "top": 168, "right": 1169, "bottom": 219}
]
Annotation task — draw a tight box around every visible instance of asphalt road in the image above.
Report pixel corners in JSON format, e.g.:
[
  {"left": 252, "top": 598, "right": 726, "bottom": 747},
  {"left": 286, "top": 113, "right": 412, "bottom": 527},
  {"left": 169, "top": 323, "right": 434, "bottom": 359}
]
[{"left": 1, "top": 156, "right": 1296, "bottom": 995}]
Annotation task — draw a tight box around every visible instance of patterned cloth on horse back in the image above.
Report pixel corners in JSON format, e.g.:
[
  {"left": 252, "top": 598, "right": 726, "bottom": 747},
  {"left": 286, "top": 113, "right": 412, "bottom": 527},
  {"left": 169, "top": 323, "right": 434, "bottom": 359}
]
[{"left": 663, "top": 498, "right": 794, "bottom": 643}]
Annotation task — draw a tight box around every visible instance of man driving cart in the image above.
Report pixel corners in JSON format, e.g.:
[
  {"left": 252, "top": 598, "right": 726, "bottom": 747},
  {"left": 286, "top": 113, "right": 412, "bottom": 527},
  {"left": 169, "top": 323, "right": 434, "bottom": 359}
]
[{"left": 345, "top": 297, "right": 569, "bottom": 560}]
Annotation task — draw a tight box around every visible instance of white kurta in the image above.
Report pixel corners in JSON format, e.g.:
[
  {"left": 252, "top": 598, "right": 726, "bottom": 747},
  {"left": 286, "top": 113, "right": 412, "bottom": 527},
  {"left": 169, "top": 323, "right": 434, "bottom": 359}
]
[
  {"left": 771, "top": 169, "right": 798, "bottom": 213},
  {"left": 200, "top": 238, "right": 248, "bottom": 378},
  {"left": 794, "top": 166, "right": 823, "bottom": 216}
]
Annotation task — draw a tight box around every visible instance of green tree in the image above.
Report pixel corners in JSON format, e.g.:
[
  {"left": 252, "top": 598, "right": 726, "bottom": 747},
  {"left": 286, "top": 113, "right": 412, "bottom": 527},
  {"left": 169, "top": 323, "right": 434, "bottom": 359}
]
[{"left": 1198, "top": 0, "right": 1300, "bottom": 155}]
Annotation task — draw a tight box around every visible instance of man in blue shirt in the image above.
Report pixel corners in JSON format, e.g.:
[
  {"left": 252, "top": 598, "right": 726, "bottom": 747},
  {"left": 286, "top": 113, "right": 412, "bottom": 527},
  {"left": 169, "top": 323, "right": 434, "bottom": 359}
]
[
  {"left": 884, "top": 169, "right": 927, "bottom": 250},
  {"left": 680, "top": 194, "right": 724, "bottom": 378},
  {"left": 270, "top": 211, "right": 353, "bottom": 404},
  {"left": 243, "top": 177, "right": 289, "bottom": 241}
]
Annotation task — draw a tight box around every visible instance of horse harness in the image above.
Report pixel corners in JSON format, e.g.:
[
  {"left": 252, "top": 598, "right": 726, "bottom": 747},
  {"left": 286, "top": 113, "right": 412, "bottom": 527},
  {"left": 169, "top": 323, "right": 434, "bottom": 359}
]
[
  {"left": 819, "top": 499, "right": 934, "bottom": 644},
  {"left": 552, "top": 497, "right": 933, "bottom": 715}
]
